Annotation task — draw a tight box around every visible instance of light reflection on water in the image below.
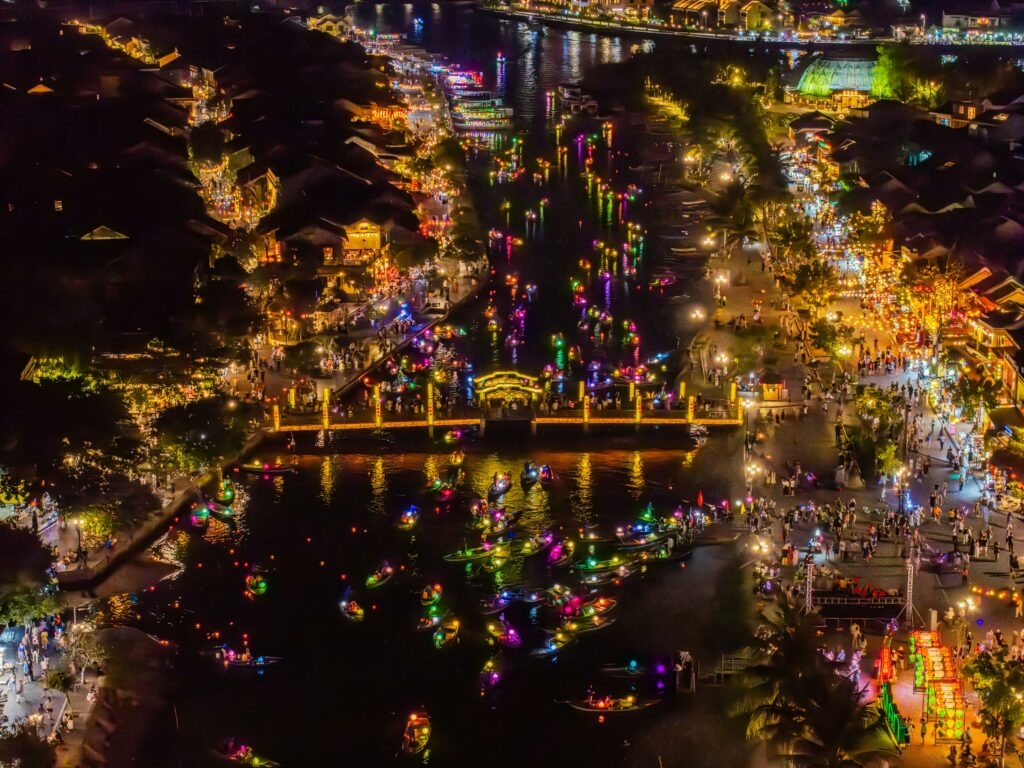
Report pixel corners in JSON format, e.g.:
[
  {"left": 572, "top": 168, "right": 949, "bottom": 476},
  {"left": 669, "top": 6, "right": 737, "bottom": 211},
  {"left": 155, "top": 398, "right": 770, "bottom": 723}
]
[
  {"left": 568, "top": 452, "right": 593, "bottom": 523},
  {"left": 627, "top": 449, "right": 645, "bottom": 500},
  {"left": 151, "top": 528, "right": 190, "bottom": 569},
  {"left": 319, "top": 455, "right": 337, "bottom": 505},
  {"left": 95, "top": 592, "right": 139, "bottom": 625},
  {"left": 368, "top": 456, "right": 389, "bottom": 517}
]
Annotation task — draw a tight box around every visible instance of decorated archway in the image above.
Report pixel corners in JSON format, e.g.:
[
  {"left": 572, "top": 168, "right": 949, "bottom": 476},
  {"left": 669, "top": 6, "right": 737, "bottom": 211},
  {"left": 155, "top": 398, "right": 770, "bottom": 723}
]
[{"left": 474, "top": 371, "right": 543, "bottom": 411}]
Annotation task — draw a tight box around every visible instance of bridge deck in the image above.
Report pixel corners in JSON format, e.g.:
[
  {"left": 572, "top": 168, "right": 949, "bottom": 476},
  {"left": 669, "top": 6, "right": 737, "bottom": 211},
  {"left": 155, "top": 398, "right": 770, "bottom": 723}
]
[{"left": 271, "top": 409, "right": 742, "bottom": 432}]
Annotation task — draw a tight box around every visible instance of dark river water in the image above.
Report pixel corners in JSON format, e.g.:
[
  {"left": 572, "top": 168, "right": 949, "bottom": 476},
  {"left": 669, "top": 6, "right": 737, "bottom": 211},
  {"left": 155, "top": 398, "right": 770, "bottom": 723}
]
[{"left": 121, "top": 5, "right": 751, "bottom": 766}]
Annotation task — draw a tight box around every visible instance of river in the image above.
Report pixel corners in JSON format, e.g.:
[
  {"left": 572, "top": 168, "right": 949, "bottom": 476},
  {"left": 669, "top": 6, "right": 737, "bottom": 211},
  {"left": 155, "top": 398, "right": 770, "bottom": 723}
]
[{"left": 120, "top": 5, "right": 751, "bottom": 766}]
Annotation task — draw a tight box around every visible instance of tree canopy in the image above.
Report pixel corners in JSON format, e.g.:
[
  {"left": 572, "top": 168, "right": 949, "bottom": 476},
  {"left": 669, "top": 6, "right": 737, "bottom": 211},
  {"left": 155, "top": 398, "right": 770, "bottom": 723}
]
[
  {"left": 963, "top": 649, "right": 1024, "bottom": 767},
  {"left": 736, "top": 597, "right": 898, "bottom": 768},
  {"left": 0, "top": 523, "right": 58, "bottom": 626}
]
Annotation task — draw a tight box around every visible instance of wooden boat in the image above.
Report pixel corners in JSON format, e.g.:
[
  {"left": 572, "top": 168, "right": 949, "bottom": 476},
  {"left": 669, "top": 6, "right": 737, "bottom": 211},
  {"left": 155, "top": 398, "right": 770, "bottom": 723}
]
[
  {"left": 573, "top": 554, "right": 632, "bottom": 573},
  {"left": 216, "top": 743, "right": 281, "bottom": 767},
  {"left": 190, "top": 504, "right": 210, "bottom": 529},
  {"left": 245, "top": 571, "right": 268, "bottom": 596},
  {"left": 420, "top": 583, "right": 443, "bottom": 606},
  {"left": 520, "top": 532, "right": 554, "bottom": 556},
  {"left": 402, "top": 711, "right": 431, "bottom": 754},
  {"left": 480, "top": 654, "right": 504, "bottom": 692},
  {"left": 482, "top": 552, "right": 508, "bottom": 572},
  {"left": 487, "top": 473, "right": 512, "bottom": 500},
  {"left": 486, "top": 619, "right": 522, "bottom": 648},
  {"left": 616, "top": 530, "right": 669, "bottom": 551},
  {"left": 416, "top": 607, "right": 448, "bottom": 631},
  {"left": 398, "top": 506, "right": 419, "bottom": 530},
  {"left": 239, "top": 461, "right": 296, "bottom": 475},
  {"left": 479, "top": 591, "right": 517, "bottom": 614},
  {"left": 216, "top": 478, "right": 235, "bottom": 504},
  {"left": 433, "top": 619, "right": 460, "bottom": 649},
  {"left": 547, "top": 539, "right": 575, "bottom": 567},
  {"left": 341, "top": 599, "right": 364, "bottom": 622},
  {"left": 602, "top": 661, "right": 649, "bottom": 678},
  {"left": 560, "top": 614, "right": 616, "bottom": 634},
  {"left": 568, "top": 694, "right": 659, "bottom": 713},
  {"left": 576, "top": 596, "right": 617, "bottom": 618},
  {"left": 578, "top": 526, "right": 615, "bottom": 544},
  {"left": 443, "top": 541, "right": 508, "bottom": 563},
  {"left": 366, "top": 561, "right": 394, "bottom": 589},
  {"left": 580, "top": 566, "right": 634, "bottom": 586},
  {"left": 225, "top": 655, "right": 282, "bottom": 669},
  {"left": 635, "top": 544, "right": 692, "bottom": 564},
  {"left": 205, "top": 498, "right": 233, "bottom": 520},
  {"left": 529, "top": 631, "right": 574, "bottom": 658}
]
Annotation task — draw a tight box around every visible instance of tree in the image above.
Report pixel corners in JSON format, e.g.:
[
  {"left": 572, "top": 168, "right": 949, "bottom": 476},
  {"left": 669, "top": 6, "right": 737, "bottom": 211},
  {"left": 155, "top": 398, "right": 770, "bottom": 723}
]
[
  {"left": 0, "top": 721, "right": 56, "bottom": 768},
  {"left": 707, "top": 182, "right": 759, "bottom": 255},
  {"left": 871, "top": 43, "right": 911, "bottom": 102},
  {"left": 151, "top": 396, "right": 257, "bottom": 480},
  {"left": 65, "top": 624, "right": 106, "bottom": 684},
  {"left": 792, "top": 262, "right": 838, "bottom": 317},
  {"left": 950, "top": 374, "right": 1000, "bottom": 424},
  {"left": 809, "top": 318, "right": 853, "bottom": 359},
  {"left": 750, "top": 672, "right": 894, "bottom": 768},
  {"left": 737, "top": 597, "right": 898, "bottom": 768},
  {"left": 875, "top": 441, "right": 903, "bottom": 478},
  {"left": 772, "top": 213, "right": 816, "bottom": 270},
  {"left": 736, "top": 598, "right": 828, "bottom": 715},
  {"left": 45, "top": 669, "right": 76, "bottom": 713},
  {"left": 0, "top": 523, "right": 58, "bottom": 627},
  {"left": 963, "top": 649, "right": 1024, "bottom": 767},
  {"left": 855, "top": 385, "right": 908, "bottom": 439},
  {"left": 904, "top": 261, "right": 978, "bottom": 344}
]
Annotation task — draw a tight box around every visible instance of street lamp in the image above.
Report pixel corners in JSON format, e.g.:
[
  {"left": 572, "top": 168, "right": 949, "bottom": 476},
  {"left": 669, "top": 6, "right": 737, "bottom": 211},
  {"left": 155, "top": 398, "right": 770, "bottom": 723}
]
[{"left": 701, "top": 10, "right": 707, "bottom": 30}]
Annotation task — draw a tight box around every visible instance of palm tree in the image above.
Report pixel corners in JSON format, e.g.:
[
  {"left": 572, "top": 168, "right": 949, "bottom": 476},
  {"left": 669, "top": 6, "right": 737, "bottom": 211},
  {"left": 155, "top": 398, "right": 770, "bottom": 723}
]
[
  {"left": 706, "top": 183, "right": 757, "bottom": 257},
  {"left": 736, "top": 597, "right": 899, "bottom": 768},
  {"left": 750, "top": 673, "right": 895, "bottom": 768},
  {"left": 734, "top": 598, "right": 829, "bottom": 722}
]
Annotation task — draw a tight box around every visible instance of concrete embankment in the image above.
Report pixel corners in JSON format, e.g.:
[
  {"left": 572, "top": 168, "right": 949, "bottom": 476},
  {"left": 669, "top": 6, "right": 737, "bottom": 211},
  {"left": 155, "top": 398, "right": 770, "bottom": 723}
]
[{"left": 56, "top": 432, "right": 265, "bottom": 591}]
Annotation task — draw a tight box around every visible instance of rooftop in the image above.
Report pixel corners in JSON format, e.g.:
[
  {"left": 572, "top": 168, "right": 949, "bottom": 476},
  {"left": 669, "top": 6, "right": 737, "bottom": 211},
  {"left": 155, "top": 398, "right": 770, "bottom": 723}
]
[{"left": 796, "top": 56, "right": 876, "bottom": 98}]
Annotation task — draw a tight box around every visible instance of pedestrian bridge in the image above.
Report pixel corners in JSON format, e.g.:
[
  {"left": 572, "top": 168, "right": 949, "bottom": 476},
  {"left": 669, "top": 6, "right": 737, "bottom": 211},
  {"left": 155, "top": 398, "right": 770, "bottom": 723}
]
[
  {"left": 268, "top": 399, "right": 743, "bottom": 434},
  {"left": 267, "top": 370, "right": 744, "bottom": 434}
]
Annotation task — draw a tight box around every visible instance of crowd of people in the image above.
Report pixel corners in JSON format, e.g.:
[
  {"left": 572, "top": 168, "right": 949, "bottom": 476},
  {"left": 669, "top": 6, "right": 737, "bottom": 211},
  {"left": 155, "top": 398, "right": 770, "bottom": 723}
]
[{"left": 1, "top": 615, "right": 80, "bottom": 741}]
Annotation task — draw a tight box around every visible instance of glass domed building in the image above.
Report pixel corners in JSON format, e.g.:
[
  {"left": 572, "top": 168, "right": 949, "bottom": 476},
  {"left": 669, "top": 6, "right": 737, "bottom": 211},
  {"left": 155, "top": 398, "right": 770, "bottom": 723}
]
[{"left": 787, "top": 55, "right": 877, "bottom": 110}]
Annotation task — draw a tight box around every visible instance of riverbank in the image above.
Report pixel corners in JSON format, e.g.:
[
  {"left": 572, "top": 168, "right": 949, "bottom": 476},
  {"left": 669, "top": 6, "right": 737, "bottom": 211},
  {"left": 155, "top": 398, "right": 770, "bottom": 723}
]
[
  {"left": 59, "top": 627, "right": 171, "bottom": 768},
  {"left": 477, "top": 3, "right": 1024, "bottom": 50},
  {"left": 55, "top": 431, "right": 264, "bottom": 592},
  {"left": 476, "top": 4, "right": 885, "bottom": 47}
]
